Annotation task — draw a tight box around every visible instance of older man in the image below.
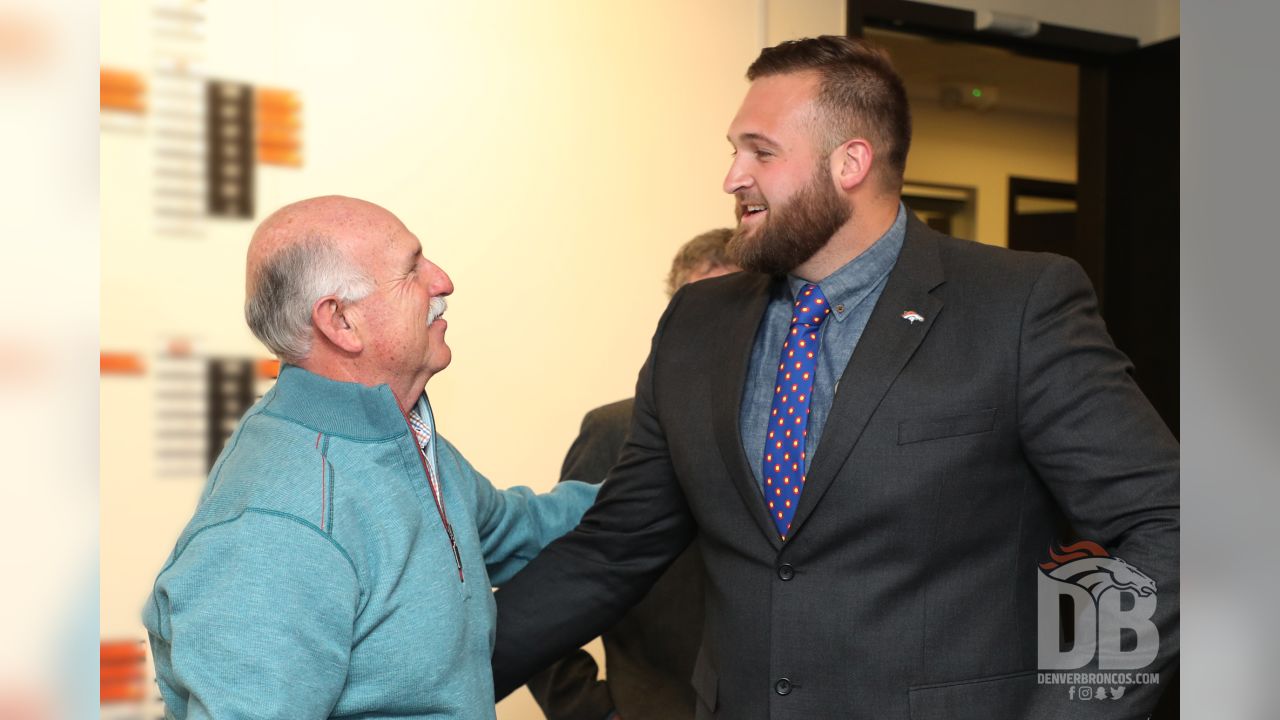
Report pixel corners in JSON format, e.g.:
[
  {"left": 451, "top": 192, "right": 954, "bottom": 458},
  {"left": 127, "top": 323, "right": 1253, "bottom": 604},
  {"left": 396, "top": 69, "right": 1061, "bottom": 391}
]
[{"left": 142, "top": 196, "right": 598, "bottom": 719}]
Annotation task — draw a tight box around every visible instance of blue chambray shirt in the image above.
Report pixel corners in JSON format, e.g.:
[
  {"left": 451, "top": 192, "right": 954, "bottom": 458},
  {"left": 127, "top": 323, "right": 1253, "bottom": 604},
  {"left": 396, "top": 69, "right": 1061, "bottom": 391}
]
[{"left": 739, "top": 203, "right": 907, "bottom": 492}]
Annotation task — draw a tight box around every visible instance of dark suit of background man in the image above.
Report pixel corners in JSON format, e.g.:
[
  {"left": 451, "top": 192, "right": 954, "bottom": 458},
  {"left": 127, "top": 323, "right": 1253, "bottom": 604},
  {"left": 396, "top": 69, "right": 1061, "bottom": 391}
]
[
  {"left": 495, "top": 36, "right": 1178, "bottom": 720},
  {"left": 527, "top": 229, "right": 740, "bottom": 720}
]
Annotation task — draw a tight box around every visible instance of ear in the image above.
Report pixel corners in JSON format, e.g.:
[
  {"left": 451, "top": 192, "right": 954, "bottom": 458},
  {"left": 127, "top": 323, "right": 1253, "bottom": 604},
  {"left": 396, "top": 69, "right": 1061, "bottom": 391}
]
[
  {"left": 312, "top": 295, "right": 364, "bottom": 354},
  {"left": 832, "top": 138, "right": 875, "bottom": 192}
]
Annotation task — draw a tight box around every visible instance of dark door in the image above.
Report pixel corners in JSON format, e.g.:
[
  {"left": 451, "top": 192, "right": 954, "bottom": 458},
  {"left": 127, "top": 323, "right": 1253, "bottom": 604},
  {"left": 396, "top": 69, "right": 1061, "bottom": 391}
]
[
  {"left": 1008, "top": 177, "right": 1077, "bottom": 256},
  {"left": 1078, "top": 38, "right": 1180, "bottom": 440},
  {"left": 1079, "top": 40, "right": 1180, "bottom": 720}
]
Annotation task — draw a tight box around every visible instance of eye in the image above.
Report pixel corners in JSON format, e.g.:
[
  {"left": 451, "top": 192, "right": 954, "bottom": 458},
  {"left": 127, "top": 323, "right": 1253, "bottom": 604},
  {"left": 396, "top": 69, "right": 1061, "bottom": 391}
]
[{"left": 755, "top": 149, "right": 774, "bottom": 160}]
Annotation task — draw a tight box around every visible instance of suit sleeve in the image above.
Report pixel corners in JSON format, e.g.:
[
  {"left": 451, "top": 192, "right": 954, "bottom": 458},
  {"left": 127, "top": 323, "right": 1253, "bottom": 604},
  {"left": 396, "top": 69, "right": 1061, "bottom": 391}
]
[
  {"left": 143, "top": 512, "right": 360, "bottom": 719},
  {"left": 492, "top": 291, "right": 698, "bottom": 700},
  {"left": 1017, "top": 256, "right": 1179, "bottom": 713},
  {"left": 559, "top": 403, "right": 631, "bottom": 484},
  {"left": 527, "top": 407, "right": 628, "bottom": 720}
]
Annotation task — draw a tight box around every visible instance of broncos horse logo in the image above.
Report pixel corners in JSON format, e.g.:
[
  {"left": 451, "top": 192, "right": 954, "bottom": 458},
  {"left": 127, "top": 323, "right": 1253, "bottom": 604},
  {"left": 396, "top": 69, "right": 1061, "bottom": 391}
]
[{"left": 1039, "top": 540, "right": 1156, "bottom": 603}]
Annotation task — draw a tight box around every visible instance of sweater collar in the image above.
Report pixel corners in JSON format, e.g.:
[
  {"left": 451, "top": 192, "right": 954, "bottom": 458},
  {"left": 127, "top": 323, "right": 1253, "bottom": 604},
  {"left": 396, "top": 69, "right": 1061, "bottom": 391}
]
[{"left": 266, "top": 364, "right": 412, "bottom": 441}]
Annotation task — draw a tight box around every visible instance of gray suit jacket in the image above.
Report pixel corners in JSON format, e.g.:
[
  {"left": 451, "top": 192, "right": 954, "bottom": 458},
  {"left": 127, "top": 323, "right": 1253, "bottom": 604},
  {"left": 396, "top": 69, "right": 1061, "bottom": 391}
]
[
  {"left": 495, "top": 217, "right": 1179, "bottom": 720},
  {"left": 526, "top": 398, "right": 701, "bottom": 720}
]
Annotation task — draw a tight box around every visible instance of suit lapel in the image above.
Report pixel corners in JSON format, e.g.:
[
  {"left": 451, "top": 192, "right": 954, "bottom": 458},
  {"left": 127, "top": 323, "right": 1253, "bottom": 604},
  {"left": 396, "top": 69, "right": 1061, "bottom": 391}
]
[
  {"left": 709, "top": 273, "right": 785, "bottom": 550},
  {"left": 787, "top": 217, "right": 947, "bottom": 539}
]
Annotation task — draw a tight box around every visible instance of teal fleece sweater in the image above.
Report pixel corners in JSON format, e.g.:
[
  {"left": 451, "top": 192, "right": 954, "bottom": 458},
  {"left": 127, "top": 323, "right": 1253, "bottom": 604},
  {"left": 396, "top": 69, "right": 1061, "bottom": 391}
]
[{"left": 142, "top": 365, "right": 598, "bottom": 719}]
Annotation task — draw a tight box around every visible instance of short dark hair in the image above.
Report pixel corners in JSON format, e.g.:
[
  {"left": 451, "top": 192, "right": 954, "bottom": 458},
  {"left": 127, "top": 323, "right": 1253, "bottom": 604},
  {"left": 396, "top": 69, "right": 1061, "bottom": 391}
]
[
  {"left": 667, "top": 228, "right": 734, "bottom": 296},
  {"left": 747, "top": 35, "right": 911, "bottom": 189}
]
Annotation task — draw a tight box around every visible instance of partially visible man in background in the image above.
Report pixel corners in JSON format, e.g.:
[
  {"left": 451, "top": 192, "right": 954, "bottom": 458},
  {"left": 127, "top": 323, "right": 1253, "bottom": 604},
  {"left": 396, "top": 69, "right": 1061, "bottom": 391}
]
[
  {"left": 527, "top": 229, "right": 739, "bottom": 720},
  {"left": 142, "top": 195, "right": 597, "bottom": 720}
]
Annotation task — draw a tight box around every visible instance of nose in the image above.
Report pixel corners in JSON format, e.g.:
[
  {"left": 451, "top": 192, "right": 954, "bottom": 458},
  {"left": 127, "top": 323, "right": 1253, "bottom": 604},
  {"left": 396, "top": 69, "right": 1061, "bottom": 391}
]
[
  {"left": 426, "top": 260, "right": 453, "bottom": 297},
  {"left": 723, "top": 155, "right": 752, "bottom": 195}
]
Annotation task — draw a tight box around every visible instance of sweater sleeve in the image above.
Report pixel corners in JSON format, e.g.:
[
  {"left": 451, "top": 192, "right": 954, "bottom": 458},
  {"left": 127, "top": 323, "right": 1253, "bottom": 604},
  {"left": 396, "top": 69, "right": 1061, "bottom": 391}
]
[
  {"left": 436, "top": 438, "right": 599, "bottom": 587},
  {"left": 143, "top": 510, "right": 361, "bottom": 719}
]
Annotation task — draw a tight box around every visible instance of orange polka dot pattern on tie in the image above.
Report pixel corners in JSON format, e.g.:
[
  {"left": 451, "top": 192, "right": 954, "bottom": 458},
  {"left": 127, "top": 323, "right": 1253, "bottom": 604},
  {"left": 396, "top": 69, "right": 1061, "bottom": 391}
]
[{"left": 762, "top": 283, "right": 830, "bottom": 541}]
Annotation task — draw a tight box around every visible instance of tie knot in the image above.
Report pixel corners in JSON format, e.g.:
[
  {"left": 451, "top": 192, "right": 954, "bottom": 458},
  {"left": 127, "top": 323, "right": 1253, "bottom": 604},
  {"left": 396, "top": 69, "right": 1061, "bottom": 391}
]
[{"left": 792, "top": 284, "right": 831, "bottom": 329}]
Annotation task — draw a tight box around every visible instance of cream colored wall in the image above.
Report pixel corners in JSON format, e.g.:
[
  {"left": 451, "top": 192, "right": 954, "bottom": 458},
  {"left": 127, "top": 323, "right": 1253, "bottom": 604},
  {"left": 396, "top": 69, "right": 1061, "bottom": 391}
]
[{"left": 765, "top": 0, "right": 844, "bottom": 46}]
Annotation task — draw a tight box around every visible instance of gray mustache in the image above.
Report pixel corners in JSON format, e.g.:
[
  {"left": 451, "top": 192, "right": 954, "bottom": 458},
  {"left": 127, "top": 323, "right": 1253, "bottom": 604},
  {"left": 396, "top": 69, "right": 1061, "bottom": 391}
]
[{"left": 427, "top": 296, "right": 448, "bottom": 326}]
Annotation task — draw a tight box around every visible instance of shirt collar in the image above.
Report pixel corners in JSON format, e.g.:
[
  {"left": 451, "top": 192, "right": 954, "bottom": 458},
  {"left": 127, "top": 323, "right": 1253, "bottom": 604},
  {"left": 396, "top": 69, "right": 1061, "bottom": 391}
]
[
  {"left": 787, "top": 202, "right": 907, "bottom": 322},
  {"left": 407, "top": 393, "right": 434, "bottom": 451}
]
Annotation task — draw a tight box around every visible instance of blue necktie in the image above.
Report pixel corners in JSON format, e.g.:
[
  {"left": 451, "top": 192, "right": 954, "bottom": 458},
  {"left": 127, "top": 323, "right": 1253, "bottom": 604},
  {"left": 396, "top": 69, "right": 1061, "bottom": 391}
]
[{"left": 762, "top": 283, "right": 830, "bottom": 541}]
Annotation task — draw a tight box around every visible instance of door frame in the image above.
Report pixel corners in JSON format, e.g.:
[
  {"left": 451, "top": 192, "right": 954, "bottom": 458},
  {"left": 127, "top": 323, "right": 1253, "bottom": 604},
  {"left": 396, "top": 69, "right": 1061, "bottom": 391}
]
[{"left": 846, "top": 0, "right": 1139, "bottom": 305}]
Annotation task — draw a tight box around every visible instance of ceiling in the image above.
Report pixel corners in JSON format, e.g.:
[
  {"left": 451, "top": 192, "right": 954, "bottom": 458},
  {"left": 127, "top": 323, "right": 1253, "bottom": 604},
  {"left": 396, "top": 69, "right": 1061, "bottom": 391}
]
[{"left": 867, "top": 28, "right": 1078, "bottom": 118}]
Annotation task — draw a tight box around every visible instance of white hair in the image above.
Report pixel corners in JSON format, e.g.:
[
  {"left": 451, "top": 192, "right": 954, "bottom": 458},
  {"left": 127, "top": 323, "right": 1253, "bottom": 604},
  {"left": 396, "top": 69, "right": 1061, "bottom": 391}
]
[{"left": 244, "top": 237, "right": 374, "bottom": 363}]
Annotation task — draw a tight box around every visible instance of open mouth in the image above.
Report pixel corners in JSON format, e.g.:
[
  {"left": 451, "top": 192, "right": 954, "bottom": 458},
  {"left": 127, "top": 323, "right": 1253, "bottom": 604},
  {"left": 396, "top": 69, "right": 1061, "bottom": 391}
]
[{"left": 741, "top": 203, "right": 768, "bottom": 221}]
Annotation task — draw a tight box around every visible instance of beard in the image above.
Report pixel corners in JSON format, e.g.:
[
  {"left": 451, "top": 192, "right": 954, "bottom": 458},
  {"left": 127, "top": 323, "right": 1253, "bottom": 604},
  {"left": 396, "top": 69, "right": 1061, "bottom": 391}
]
[{"left": 728, "top": 163, "right": 851, "bottom": 276}]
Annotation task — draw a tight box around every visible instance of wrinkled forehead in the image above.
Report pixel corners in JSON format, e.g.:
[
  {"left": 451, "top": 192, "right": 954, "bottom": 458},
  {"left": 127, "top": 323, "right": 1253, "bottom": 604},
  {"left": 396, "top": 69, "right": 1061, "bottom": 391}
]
[{"left": 346, "top": 216, "right": 421, "bottom": 275}]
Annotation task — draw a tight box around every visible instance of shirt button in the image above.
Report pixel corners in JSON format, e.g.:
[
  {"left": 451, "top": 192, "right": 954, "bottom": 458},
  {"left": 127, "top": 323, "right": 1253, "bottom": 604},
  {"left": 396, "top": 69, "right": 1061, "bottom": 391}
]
[
  {"left": 775, "top": 678, "right": 792, "bottom": 695},
  {"left": 777, "top": 563, "right": 795, "bottom": 581},
  {"left": 835, "top": 304, "right": 845, "bottom": 313}
]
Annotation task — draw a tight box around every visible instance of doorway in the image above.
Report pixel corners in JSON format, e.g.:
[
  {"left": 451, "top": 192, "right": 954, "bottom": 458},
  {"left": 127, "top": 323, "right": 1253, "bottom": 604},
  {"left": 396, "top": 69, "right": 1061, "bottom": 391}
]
[
  {"left": 1008, "top": 176, "right": 1076, "bottom": 256},
  {"left": 849, "top": 0, "right": 1179, "bottom": 439}
]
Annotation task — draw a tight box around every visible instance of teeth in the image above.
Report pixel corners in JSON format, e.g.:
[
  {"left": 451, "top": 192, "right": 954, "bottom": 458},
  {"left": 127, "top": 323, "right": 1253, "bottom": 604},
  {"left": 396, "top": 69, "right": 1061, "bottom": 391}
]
[{"left": 747, "top": 205, "right": 766, "bottom": 213}]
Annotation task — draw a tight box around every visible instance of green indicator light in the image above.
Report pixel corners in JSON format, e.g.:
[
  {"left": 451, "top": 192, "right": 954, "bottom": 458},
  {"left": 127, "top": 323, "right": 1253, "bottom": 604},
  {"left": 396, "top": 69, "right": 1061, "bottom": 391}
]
[{"left": 971, "top": 88, "right": 983, "bottom": 98}]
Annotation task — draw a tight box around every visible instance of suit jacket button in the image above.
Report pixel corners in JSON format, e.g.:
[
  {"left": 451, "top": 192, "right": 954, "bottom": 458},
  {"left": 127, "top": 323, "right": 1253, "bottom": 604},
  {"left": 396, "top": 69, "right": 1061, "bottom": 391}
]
[
  {"left": 774, "top": 678, "right": 792, "bottom": 695},
  {"left": 777, "top": 563, "right": 795, "bottom": 581}
]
